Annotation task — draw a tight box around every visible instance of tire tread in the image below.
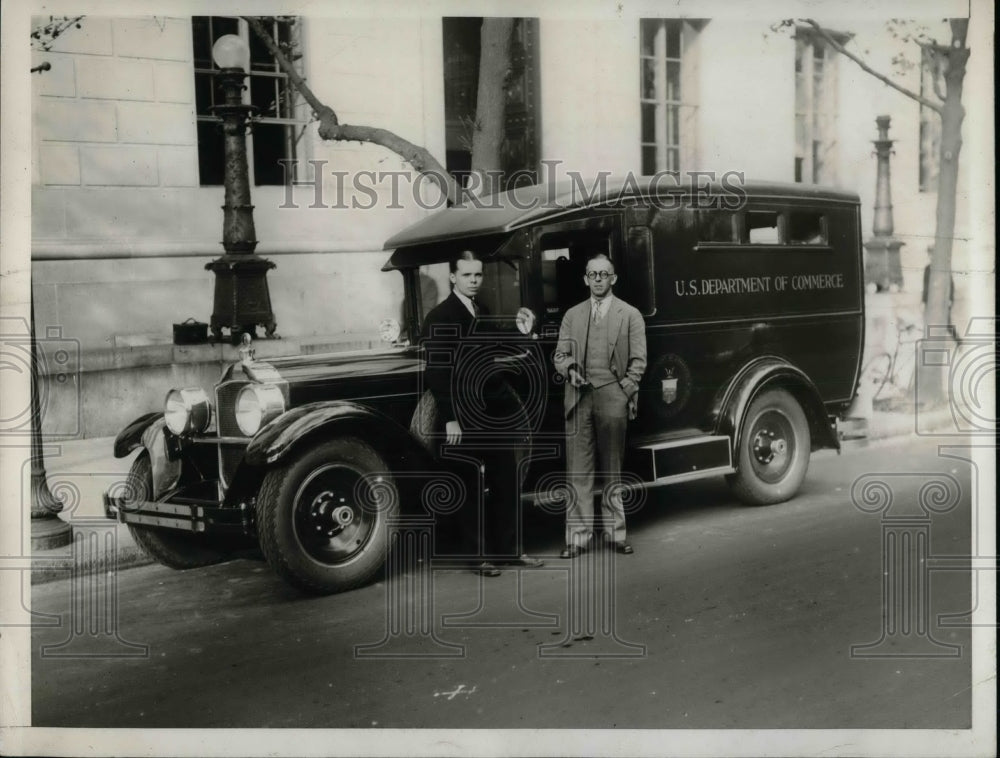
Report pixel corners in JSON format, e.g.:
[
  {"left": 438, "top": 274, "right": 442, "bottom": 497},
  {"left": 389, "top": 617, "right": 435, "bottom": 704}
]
[
  {"left": 125, "top": 454, "right": 229, "bottom": 569},
  {"left": 728, "top": 388, "right": 811, "bottom": 506},
  {"left": 255, "top": 437, "right": 395, "bottom": 594}
]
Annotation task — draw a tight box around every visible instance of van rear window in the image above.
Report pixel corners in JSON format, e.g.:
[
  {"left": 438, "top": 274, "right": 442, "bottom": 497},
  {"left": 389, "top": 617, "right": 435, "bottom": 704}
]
[
  {"left": 788, "top": 211, "right": 827, "bottom": 244},
  {"left": 697, "top": 210, "right": 737, "bottom": 243},
  {"left": 746, "top": 211, "right": 780, "bottom": 244}
]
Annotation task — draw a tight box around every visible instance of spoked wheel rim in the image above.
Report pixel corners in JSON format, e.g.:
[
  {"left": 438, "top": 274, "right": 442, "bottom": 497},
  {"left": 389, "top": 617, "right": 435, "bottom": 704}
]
[
  {"left": 747, "top": 409, "right": 796, "bottom": 484},
  {"left": 291, "top": 464, "right": 381, "bottom": 565}
]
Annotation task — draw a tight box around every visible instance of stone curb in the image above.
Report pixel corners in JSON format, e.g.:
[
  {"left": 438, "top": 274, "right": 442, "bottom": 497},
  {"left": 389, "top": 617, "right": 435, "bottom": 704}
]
[{"left": 31, "top": 540, "right": 155, "bottom": 586}]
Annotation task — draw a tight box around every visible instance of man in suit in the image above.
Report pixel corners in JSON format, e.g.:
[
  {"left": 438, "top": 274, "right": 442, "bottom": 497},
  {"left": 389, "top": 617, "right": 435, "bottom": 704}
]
[
  {"left": 421, "top": 250, "right": 543, "bottom": 575},
  {"left": 553, "top": 253, "right": 647, "bottom": 557}
]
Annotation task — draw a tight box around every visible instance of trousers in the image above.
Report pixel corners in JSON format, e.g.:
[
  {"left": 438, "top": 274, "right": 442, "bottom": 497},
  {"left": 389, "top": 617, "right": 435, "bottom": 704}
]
[{"left": 565, "top": 381, "right": 628, "bottom": 547}]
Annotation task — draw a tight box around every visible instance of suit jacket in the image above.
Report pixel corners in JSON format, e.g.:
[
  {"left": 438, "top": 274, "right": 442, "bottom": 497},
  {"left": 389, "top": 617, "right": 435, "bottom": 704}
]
[
  {"left": 420, "top": 291, "right": 481, "bottom": 425},
  {"left": 552, "top": 295, "right": 647, "bottom": 417}
]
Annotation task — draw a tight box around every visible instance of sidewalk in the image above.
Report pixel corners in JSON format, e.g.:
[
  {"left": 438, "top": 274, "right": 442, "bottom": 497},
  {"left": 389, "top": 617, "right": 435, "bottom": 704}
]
[
  {"left": 26, "top": 405, "right": 961, "bottom": 585},
  {"left": 28, "top": 438, "right": 149, "bottom": 585}
]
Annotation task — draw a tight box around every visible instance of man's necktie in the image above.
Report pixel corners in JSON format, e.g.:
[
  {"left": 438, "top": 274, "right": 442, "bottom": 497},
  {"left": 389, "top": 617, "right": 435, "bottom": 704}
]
[
  {"left": 592, "top": 300, "right": 603, "bottom": 324},
  {"left": 471, "top": 297, "right": 480, "bottom": 317}
]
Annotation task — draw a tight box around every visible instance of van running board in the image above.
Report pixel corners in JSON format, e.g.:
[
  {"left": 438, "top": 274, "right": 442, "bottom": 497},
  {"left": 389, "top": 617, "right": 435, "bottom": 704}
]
[
  {"left": 633, "top": 434, "right": 734, "bottom": 483},
  {"left": 523, "top": 434, "right": 735, "bottom": 507}
]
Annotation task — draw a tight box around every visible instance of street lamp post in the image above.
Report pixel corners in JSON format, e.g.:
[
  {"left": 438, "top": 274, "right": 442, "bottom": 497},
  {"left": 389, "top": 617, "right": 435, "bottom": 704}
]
[
  {"left": 204, "top": 34, "right": 277, "bottom": 344},
  {"left": 864, "top": 115, "right": 905, "bottom": 292},
  {"left": 30, "top": 291, "right": 72, "bottom": 550}
]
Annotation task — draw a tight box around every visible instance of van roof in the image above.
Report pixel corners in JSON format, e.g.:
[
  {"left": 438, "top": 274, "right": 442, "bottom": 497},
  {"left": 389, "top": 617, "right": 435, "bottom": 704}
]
[{"left": 383, "top": 176, "right": 860, "bottom": 251}]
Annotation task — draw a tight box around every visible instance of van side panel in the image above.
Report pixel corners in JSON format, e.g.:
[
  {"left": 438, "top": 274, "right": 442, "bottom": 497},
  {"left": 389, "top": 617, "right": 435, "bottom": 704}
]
[{"left": 633, "top": 200, "right": 863, "bottom": 437}]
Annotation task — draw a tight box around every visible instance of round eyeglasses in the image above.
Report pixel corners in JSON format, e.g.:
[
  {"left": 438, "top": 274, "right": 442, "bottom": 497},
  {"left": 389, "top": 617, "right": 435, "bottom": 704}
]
[{"left": 586, "top": 270, "right": 613, "bottom": 281}]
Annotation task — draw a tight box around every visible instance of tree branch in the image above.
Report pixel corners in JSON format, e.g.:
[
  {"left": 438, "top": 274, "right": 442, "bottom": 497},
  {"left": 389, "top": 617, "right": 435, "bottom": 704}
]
[
  {"left": 243, "top": 16, "right": 460, "bottom": 205},
  {"left": 802, "top": 18, "right": 944, "bottom": 114},
  {"left": 243, "top": 17, "right": 334, "bottom": 123}
]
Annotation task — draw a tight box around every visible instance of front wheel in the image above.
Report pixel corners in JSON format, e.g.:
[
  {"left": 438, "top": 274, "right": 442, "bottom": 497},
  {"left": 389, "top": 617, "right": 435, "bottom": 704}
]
[
  {"left": 124, "top": 454, "right": 231, "bottom": 569},
  {"left": 256, "top": 437, "right": 398, "bottom": 594},
  {"left": 727, "top": 388, "right": 811, "bottom": 506}
]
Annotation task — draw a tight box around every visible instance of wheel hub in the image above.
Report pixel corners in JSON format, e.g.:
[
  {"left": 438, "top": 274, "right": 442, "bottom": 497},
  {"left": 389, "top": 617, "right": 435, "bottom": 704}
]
[
  {"left": 752, "top": 429, "right": 788, "bottom": 464},
  {"left": 331, "top": 505, "right": 354, "bottom": 527},
  {"left": 309, "top": 491, "right": 355, "bottom": 536},
  {"left": 747, "top": 408, "right": 796, "bottom": 485},
  {"left": 292, "top": 464, "right": 378, "bottom": 565}
]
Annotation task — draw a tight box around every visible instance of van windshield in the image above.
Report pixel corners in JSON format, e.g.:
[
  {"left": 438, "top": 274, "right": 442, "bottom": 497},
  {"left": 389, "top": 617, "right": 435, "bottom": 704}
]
[{"left": 412, "top": 258, "right": 522, "bottom": 332}]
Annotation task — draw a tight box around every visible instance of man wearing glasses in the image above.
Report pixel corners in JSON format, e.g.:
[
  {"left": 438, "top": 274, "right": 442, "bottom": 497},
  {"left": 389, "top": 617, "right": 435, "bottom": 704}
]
[{"left": 553, "top": 253, "right": 647, "bottom": 558}]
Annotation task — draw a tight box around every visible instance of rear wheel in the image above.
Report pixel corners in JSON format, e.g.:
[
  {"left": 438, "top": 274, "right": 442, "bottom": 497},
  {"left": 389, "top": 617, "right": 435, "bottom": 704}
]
[
  {"left": 727, "top": 388, "right": 810, "bottom": 505},
  {"left": 256, "top": 437, "right": 398, "bottom": 594},
  {"left": 124, "top": 454, "right": 231, "bottom": 569}
]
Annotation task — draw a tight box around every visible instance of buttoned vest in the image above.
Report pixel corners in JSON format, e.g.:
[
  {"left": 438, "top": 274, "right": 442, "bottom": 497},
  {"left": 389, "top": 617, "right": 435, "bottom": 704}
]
[{"left": 584, "top": 312, "right": 616, "bottom": 388}]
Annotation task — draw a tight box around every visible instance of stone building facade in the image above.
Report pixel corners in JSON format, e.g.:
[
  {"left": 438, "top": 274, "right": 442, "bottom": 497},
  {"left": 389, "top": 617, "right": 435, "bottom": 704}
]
[{"left": 26, "top": 10, "right": 989, "bottom": 436}]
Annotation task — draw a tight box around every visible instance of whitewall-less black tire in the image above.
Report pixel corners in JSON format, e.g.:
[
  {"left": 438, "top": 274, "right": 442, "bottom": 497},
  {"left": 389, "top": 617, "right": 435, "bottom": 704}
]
[
  {"left": 256, "top": 437, "right": 398, "bottom": 594},
  {"left": 728, "top": 388, "right": 811, "bottom": 505}
]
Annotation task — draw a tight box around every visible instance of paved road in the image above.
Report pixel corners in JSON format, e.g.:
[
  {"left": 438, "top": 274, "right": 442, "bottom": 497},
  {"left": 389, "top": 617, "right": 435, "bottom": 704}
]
[{"left": 31, "top": 437, "right": 975, "bottom": 729}]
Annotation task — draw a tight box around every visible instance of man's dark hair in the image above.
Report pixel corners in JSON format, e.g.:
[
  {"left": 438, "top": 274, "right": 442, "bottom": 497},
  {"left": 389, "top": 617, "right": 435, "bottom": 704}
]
[{"left": 449, "top": 249, "right": 483, "bottom": 273}]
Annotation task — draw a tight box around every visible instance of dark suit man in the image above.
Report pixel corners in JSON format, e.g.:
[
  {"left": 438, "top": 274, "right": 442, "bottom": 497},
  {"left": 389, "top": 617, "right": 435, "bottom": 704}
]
[
  {"left": 421, "top": 251, "right": 543, "bottom": 575},
  {"left": 553, "top": 253, "right": 647, "bottom": 557}
]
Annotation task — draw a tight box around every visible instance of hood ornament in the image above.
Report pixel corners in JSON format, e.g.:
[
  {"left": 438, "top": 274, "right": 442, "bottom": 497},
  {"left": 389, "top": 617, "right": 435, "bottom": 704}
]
[{"left": 238, "top": 332, "right": 256, "bottom": 364}]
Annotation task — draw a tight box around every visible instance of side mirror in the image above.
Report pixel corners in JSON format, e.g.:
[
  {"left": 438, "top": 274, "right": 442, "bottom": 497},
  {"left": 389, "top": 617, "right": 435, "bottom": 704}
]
[{"left": 379, "top": 318, "right": 402, "bottom": 344}]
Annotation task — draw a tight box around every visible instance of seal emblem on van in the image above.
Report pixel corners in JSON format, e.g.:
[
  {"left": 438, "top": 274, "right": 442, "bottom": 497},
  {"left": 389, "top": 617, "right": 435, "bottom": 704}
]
[{"left": 662, "top": 374, "right": 679, "bottom": 404}]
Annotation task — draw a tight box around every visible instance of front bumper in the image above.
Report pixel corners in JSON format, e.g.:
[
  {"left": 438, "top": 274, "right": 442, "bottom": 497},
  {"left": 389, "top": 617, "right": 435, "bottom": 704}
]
[{"left": 104, "top": 490, "right": 251, "bottom": 534}]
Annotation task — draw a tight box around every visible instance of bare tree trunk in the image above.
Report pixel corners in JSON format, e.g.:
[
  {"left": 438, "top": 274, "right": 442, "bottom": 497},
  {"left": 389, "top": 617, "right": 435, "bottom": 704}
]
[
  {"left": 920, "top": 19, "right": 969, "bottom": 405},
  {"left": 244, "top": 16, "right": 460, "bottom": 206},
  {"left": 804, "top": 16, "right": 971, "bottom": 407},
  {"left": 469, "top": 18, "right": 515, "bottom": 197}
]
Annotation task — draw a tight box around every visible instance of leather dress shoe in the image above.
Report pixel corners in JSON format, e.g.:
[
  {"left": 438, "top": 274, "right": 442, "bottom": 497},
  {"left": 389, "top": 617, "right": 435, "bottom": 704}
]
[
  {"left": 613, "top": 542, "right": 634, "bottom": 555},
  {"left": 475, "top": 561, "right": 501, "bottom": 577},
  {"left": 560, "top": 545, "right": 583, "bottom": 559}
]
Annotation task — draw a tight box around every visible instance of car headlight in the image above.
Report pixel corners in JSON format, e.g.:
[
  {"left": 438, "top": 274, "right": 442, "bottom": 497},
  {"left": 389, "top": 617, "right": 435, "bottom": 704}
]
[
  {"left": 235, "top": 383, "right": 286, "bottom": 436},
  {"left": 164, "top": 388, "right": 212, "bottom": 436}
]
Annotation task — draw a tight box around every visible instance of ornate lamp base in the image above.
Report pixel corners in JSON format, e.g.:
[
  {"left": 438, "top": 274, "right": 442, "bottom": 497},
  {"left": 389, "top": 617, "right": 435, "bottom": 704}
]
[
  {"left": 31, "top": 473, "right": 71, "bottom": 550},
  {"left": 32, "top": 516, "right": 73, "bottom": 551},
  {"left": 864, "top": 237, "right": 905, "bottom": 292},
  {"left": 206, "top": 254, "right": 278, "bottom": 344}
]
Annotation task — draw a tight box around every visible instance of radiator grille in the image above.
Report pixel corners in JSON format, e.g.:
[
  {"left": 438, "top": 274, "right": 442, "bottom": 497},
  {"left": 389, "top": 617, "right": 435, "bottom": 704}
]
[{"left": 216, "top": 379, "right": 250, "bottom": 489}]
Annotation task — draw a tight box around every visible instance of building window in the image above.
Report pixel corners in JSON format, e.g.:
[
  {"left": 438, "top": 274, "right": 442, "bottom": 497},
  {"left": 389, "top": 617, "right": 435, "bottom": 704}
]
[
  {"left": 794, "top": 29, "right": 840, "bottom": 184},
  {"left": 192, "top": 16, "right": 307, "bottom": 186},
  {"left": 640, "top": 20, "right": 683, "bottom": 176},
  {"left": 918, "top": 45, "right": 944, "bottom": 193},
  {"left": 441, "top": 18, "right": 540, "bottom": 189},
  {"left": 442, "top": 17, "right": 483, "bottom": 186}
]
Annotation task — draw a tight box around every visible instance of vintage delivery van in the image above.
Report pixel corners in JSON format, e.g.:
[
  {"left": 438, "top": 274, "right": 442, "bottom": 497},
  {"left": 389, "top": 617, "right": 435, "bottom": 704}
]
[{"left": 105, "top": 177, "right": 864, "bottom": 593}]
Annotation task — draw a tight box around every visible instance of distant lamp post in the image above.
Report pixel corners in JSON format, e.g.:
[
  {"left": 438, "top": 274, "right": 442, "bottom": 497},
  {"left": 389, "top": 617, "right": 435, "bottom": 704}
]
[
  {"left": 864, "top": 115, "right": 905, "bottom": 292},
  {"left": 205, "top": 34, "right": 277, "bottom": 343}
]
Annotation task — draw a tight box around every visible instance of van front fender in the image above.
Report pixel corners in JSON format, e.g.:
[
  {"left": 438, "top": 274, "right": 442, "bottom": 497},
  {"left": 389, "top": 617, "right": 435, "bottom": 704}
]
[
  {"left": 712, "top": 356, "right": 838, "bottom": 453},
  {"left": 112, "top": 412, "right": 162, "bottom": 458}
]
